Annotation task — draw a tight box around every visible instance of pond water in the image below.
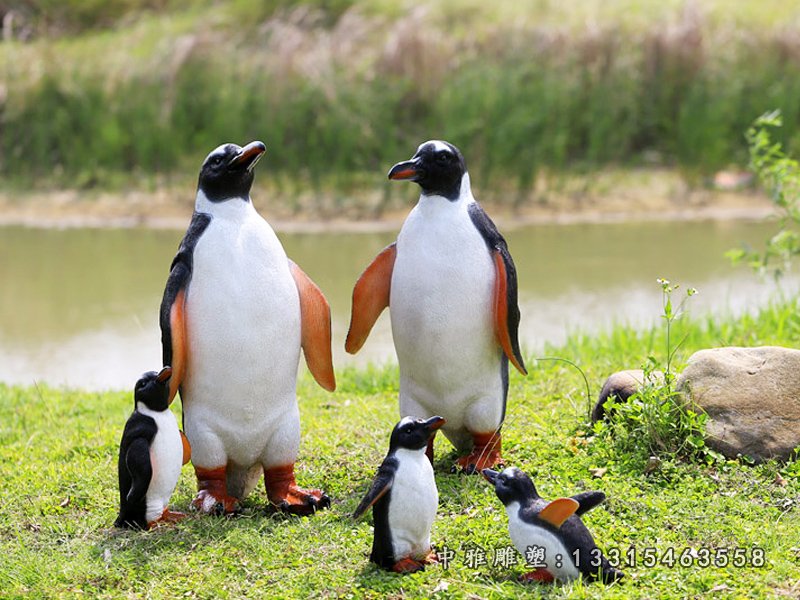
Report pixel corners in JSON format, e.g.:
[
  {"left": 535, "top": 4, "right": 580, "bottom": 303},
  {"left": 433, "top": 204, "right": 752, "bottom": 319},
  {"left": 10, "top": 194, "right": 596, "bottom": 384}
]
[{"left": 0, "top": 219, "right": 793, "bottom": 390}]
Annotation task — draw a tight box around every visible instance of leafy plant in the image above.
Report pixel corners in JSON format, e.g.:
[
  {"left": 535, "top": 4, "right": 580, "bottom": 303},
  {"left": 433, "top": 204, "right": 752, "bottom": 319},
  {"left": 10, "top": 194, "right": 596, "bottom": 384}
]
[
  {"left": 727, "top": 110, "right": 800, "bottom": 279},
  {"left": 594, "top": 279, "right": 714, "bottom": 463}
]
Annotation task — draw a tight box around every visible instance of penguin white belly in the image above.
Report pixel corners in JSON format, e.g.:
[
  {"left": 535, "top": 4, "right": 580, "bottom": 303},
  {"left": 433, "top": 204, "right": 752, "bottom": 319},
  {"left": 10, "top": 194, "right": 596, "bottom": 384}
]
[
  {"left": 506, "top": 502, "right": 581, "bottom": 582},
  {"left": 387, "top": 449, "right": 438, "bottom": 559},
  {"left": 391, "top": 199, "right": 503, "bottom": 432},
  {"left": 138, "top": 405, "right": 183, "bottom": 523},
  {"left": 183, "top": 205, "right": 302, "bottom": 467}
]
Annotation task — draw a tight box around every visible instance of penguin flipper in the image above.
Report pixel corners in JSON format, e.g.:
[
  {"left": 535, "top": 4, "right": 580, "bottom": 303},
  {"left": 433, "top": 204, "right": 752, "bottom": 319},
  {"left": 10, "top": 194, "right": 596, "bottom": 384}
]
[
  {"left": 571, "top": 491, "right": 606, "bottom": 516},
  {"left": 345, "top": 243, "right": 397, "bottom": 354},
  {"left": 467, "top": 203, "right": 526, "bottom": 375},
  {"left": 161, "top": 260, "right": 190, "bottom": 404},
  {"left": 537, "top": 497, "right": 580, "bottom": 528},
  {"left": 180, "top": 431, "right": 192, "bottom": 465},
  {"left": 124, "top": 437, "right": 153, "bottom": 507},
  {"left": 352, "top": 460, "right": 395, "bottom": 519},
  {"left": 289, "top": 260, "right": 336, "bottom": 392},
  {"left": 491, "top": 249, "right": 527, "bottom": 376},
  {"left": 160, "top": 212, "right": 212, "bottom": 403}
]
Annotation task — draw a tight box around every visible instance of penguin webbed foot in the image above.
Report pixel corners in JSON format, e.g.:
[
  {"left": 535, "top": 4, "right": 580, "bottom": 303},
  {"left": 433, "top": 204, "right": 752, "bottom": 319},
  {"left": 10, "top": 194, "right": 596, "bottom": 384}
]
[
  {"left": 148, "top": 508, "right": 188, "bottom": 529},
  {"left": 269, "top": 488, "right": 331, "bottom": 517},
  {"left": 455, "top": 450, "right": 503, "bottom": 474},
  {"left": 454, "top": 432, "right": 503, "bottom": 473},
  {"left": 392, "top": 557, "right": 425, "bottom": 574},
  {"left": 519, "top": 568, "right": 555, "bottom": 584},
  {"left": 191, "top": 489, "right": 242, "bottom": 516}
]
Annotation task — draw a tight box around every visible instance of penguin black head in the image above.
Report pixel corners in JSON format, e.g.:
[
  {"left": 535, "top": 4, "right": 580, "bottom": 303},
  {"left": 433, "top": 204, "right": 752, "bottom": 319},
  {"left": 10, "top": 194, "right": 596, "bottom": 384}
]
[
  {"left": 482, "top": 466, "right": 539, "bottom": 506},
  {"left": 388, "top": 140, "right": 467, "bottom": 201},
  {"left": 134, "top": 366, "right": 172, "bottom": 412},
  {"left": 197, "top": 141, "right": 266, "bottom": 202},
  {"left": 389, "top": 415, "right": 446, "bottom": 452}
]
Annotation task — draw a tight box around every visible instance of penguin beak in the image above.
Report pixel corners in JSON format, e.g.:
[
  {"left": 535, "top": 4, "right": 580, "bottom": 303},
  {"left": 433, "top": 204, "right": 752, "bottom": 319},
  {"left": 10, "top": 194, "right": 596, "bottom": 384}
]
[
  {"left": 388, "top": 158, "right": 421, "bottom": 181},
  {"left": 229, "top": 141, "right": 266, "bottom": 172},
  {"left": 423, "top": 416, "right": 446, "bottom": 433},
  {"left": 481, "top": 469, "right": 499, "bottom": 485},
  {"left": 156, "top": 366, "right": 173, "bottom": 383}
]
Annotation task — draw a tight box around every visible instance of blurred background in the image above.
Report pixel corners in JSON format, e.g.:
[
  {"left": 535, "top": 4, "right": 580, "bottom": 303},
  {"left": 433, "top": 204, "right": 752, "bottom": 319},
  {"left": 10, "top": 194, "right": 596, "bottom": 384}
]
[{"left": 1, "top": 0, "right": 799, "bottom": 389}]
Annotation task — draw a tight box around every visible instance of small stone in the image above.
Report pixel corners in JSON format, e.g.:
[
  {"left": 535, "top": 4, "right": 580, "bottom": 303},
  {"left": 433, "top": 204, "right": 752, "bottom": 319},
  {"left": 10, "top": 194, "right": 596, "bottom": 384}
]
[
  {"left": 593, "top": 369, "right": 664, "bottom": 422},
  {"left": 589, "top": 467, "right": 607, "bottom": 478}
]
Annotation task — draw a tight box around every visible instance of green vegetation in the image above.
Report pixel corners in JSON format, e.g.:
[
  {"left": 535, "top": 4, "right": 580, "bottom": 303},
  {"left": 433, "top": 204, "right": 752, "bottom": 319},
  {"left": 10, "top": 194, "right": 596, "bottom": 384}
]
[
  {"left": 2, "top": 299, "right": 799, "bottom": 598},
  {"left": 729, "top": 111, "right": 800, "bottom": 279},
  {"left": 2, "top": 0, "right": 800, "bottom": 210}
]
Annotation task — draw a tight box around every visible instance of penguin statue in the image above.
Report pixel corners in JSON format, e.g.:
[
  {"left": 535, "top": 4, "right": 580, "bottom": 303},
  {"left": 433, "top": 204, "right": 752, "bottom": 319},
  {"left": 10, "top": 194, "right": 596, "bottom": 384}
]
[
  {"left": 482, "top": 467, "right": 623, "bottom": 584},
  {"left": 115, "top": 366, "right": 191, "bottom": 529},
  {"left": 160, "top": 141, "right": 335, "bottom": 516},
  {"left": 346, "top": 140, "right": 526, "bottom": 472},
  {"left": 353, "top": 416, "right": 445, "bottom": 573}
]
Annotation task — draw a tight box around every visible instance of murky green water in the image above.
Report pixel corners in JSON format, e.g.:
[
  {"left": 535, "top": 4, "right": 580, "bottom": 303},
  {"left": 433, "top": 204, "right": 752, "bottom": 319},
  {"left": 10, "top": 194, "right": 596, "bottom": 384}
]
[{"left": 0, "top": 219, "right": 790, "bottom": 389}]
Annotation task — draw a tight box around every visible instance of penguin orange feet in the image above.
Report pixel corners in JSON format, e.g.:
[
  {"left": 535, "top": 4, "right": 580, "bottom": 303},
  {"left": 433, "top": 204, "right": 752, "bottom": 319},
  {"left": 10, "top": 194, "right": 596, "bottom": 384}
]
[
  {"left": 392, "top": 557, "right": 425, "bottom": 574},
  {"left": 519, "top": 568, "right": 556, "bottom": 584},
  {"left": 192, "top": 466, "right": 242, "bottom": 515},
  {"left": 455, "top": 432, "right": 503, "bottom": 474},
  {"left": 147, "top": 507, "right": 187, "bottom": 528},
  {"left": 264, "top": 464, "right": 330, "bottom": 516}
]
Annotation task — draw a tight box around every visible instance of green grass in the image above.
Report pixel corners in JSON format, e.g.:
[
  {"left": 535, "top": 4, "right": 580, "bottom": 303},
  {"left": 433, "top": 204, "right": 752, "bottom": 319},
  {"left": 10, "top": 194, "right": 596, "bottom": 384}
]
[
  {"left": 1, "top": 300, "right": 799, "bottom": 598},
  {"left": 3, "top": 0, "right": 800, "bottom": 207}
]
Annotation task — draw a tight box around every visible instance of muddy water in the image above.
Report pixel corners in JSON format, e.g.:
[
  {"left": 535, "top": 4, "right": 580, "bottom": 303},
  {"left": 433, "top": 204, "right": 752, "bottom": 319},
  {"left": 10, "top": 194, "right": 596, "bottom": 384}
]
[{"left": 0, "top": 219, "right": 792, "bottom": 390}]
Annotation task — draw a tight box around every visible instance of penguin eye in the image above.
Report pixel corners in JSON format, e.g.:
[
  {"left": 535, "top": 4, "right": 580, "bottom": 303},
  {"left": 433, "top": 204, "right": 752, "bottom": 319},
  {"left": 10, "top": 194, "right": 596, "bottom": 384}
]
[
  {"left": 403, "top": 426, "right": 413, "bottom": 434},
  {"left": 436, "top": 152, "right": 450, "bottom": 164},
  {"left": 210, "top": 155, "right": 224, "bottom": 167}
]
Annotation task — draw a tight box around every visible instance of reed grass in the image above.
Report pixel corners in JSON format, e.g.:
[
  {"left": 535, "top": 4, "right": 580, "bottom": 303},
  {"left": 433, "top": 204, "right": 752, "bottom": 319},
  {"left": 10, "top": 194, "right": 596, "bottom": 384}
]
[{"left": 2, "top": 0, "right": 800, "bottom": 211}]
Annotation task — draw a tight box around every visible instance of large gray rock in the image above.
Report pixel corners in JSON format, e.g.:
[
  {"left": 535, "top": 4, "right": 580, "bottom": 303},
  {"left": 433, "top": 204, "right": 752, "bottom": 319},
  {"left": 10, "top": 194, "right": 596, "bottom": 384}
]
[
  {"left": 677, "top": 346, "right": 800, "bottom": 462},
  {"left": 593, "top": 369, "right": 664, "bottom": 422}
]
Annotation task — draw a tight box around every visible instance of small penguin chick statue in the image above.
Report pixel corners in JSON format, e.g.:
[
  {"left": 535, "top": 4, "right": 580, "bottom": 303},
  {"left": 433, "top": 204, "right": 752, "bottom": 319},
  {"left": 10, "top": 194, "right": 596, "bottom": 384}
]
[
  {"left": 353, "top": 416, "right": 446, "bottom": 573},
  {"left": 482, "top": 467, "right": 623, "bottom": 584},
  {"left": 115, "top": 367, "right": 191, "bottom": 530}
]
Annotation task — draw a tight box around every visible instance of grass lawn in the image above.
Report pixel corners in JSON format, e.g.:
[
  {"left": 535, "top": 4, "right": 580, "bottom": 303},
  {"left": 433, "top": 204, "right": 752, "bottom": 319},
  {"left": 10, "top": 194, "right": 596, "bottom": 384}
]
[{"left": 1, "top": 301, "right": 799, "bottom": 598}]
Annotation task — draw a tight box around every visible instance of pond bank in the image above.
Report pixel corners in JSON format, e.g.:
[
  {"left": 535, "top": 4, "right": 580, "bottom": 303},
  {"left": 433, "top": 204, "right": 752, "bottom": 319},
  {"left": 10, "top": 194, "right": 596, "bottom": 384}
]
[{"left": 0, "top": 168, "right": 775, "bottom": 232}]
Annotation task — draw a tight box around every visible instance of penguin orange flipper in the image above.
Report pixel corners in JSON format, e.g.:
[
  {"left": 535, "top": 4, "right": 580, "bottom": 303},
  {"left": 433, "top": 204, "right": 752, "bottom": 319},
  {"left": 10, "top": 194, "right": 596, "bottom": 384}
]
[
  {"left": 493, "top": 251, "right": 527, "bottom": 376},
  {"left": 537, "top": 497, "right": 580, "bottom": 528},
  {"left": 289, "top": 261, "right": 336, "bottom": 392},
  {"left": 167, "top": 289, "right": 187, "bottom": 403},
  {"left": 345, "top": 243, "right": 396, "bottom": 354}
]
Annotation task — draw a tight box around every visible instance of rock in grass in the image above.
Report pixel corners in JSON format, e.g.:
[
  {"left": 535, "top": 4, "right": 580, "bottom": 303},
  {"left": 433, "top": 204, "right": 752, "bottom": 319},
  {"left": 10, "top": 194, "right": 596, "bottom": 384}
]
[
  {"left": 677, "top": 346, "right": 800, "bottom": 463},
  {"left": 592, "top": 369, "right": 664, "bottom": 422}
]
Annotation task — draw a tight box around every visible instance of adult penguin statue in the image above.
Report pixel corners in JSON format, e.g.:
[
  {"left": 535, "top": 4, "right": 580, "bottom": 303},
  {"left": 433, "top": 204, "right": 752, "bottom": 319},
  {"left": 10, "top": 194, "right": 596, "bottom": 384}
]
[
  {"left": 160, "top": 141, "right": 336, "bottom": 516},
  {"left": 346, "top": 140, "right": 526, "bottom": 473}
]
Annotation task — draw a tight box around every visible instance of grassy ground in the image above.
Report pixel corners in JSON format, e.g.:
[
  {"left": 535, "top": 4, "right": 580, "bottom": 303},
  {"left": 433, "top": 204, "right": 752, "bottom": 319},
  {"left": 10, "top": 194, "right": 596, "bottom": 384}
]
[
  {"left": 1, "top": 301, "right": 800, "bottom": 598},
  {"left": 3, "top": 0, "right": 800, "bottom": 205}
]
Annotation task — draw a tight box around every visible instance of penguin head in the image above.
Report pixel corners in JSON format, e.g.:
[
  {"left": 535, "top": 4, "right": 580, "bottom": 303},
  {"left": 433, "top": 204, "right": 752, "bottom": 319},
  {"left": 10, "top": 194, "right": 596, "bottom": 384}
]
[
  {"left": 482, "top": 466, "right": 539, "bottom": 506},
  {"left": 388, "top": 140, "right": 467, "bottom": 201},
  {"left": 197, "top": 141, "right": 266, "bottom": 202},
  {"left": 134, "top": 366, "right": 172, "bottom": 412},
  {"left": 389, "top": 415, "right": 446, "bottom": 452}
]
